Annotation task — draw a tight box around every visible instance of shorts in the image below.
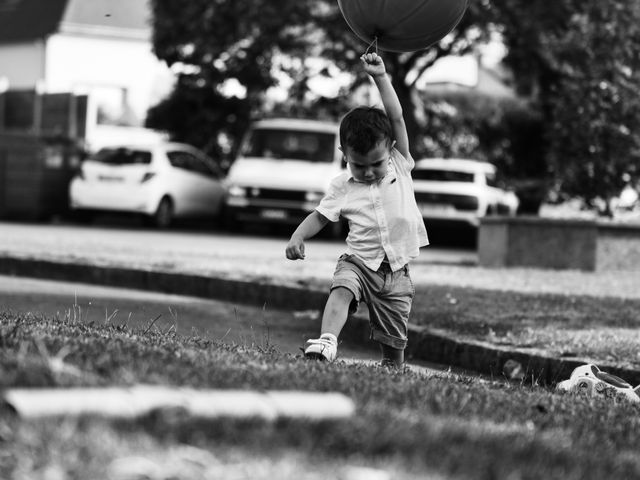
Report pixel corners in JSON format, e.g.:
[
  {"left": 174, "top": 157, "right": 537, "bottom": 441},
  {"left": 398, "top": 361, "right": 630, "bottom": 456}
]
[{"left": 330, "top": 253, "right": 415, "bottom": 350}]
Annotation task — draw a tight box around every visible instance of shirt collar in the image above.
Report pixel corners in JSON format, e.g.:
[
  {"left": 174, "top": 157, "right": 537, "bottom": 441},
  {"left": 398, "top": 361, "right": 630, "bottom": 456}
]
[{"left": 347, "top": 154, "right": 397, "bottom": 184}]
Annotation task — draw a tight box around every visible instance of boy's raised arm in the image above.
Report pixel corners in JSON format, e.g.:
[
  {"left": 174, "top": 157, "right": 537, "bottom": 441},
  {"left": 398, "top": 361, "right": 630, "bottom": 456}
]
[{"left": 361, "top": 53, "right": 410, "bottom": 160}]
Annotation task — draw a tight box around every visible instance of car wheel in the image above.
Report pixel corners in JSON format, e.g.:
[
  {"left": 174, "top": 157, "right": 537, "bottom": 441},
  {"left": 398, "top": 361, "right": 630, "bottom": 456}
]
[
  {"left": 222, "top": 208, "right": 243, "bottom": 232},
  {"left": 72, "top": 209, "right": 94, "bottom": 224},
  {"left": 151, "top": 197, "right": 173, "bottom": 229}
]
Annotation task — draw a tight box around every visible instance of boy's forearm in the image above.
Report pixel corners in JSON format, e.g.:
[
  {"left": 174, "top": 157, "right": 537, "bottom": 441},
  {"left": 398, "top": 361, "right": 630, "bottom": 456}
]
[
  {"left": 291, "top": 211, "right": 329, "bottom": 240},
  {"left": 372, "top": 74, "right": 403, "bottom": 121}
]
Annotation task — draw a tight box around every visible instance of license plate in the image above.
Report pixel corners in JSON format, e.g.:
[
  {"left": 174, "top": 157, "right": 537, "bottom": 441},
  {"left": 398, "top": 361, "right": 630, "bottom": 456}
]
[
  {"left": 260, "top": 209, "right": 288, "bottom": 220},
  {"left": 98, "top": 175, "right": 124, "bottom": 182},
  {"left": 419, "top": 203, "right": 452, "bottom": 215}
]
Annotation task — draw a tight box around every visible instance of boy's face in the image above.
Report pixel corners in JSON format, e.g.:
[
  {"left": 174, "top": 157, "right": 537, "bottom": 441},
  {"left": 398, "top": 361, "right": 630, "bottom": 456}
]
[{"left": 344, "top": 140, "right": 392, "bottom": 184}]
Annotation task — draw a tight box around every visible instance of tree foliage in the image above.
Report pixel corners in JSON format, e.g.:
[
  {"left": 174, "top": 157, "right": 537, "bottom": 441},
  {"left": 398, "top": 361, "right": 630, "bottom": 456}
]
[
  {"left": 147, "top": 0, "right": 494, "bottom": 162},
  {"left": 488, "top": 0, "right": 640, "bottom": 214},
  {"left": 148, "top": 0, "right": 640, "bottom": 215},
  {"left": 542, "top": 1, "right": 640, "bottom": 214},
  {"left": 147, "top": 0, "right": 323, "bottom": 161}
]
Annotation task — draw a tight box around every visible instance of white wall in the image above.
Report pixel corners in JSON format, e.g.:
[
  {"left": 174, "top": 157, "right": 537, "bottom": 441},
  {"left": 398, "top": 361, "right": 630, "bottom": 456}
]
[
  {"left": 0, "top": 41, "right": 46, "bottom": 88},
  {"left": 44, "top": 33, "right": 174, "bottom": 125}
]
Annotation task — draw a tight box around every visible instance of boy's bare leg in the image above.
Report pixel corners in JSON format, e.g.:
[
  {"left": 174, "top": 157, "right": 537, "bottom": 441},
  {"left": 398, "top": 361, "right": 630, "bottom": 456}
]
[
  {"left": 320, "top": 287, "right": 354, "bottom": 338},
  {"left": 380, "top": 343, "right": 404, "bottom": 368}
]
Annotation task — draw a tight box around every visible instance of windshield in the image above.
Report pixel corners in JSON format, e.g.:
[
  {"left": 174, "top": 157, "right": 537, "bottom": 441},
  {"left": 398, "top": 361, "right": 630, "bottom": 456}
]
[
  {"left": 92, "top": 148, "right": 152, "bottom": 165},
  {"left": 412, "top": 168, "right": 474, "bottom": 182},
  {"left": 241, "top": 128, "right": 336, "bottom": 163}
]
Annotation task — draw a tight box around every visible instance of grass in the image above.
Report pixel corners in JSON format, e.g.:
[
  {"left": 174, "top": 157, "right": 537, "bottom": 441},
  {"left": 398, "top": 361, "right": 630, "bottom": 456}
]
[
  {"left": 3, "top": 311, "right": 640, "bottom": 479},
  {"left": 410, "top": 285, "right": 640, "bottom": 368}
]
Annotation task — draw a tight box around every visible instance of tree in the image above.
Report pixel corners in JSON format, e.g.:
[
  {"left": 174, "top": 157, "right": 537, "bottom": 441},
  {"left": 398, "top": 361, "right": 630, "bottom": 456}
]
[
  {"left": 541, "top": 1, "right": 640, "bottom": 215},
  {"left": 305, "top": 0, "right": 496, "bottom": 157},
  {"left": 147, "top": 0, "right": 323, "bottom": 161},
  {"left": 147, "top": 0, "right": 495, "bottom": 161},
  {"left": 480, "top": 0, "right": 640, "bottom": 215}
]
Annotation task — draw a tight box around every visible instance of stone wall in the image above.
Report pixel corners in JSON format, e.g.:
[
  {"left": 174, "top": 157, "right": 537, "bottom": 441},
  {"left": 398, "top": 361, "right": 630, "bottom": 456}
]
[
  {"left": 597, "top": 223, "right": 640, "bottom": 271},
  {"left": 479, "top": 216, "right": 640, "bottom": 271}
]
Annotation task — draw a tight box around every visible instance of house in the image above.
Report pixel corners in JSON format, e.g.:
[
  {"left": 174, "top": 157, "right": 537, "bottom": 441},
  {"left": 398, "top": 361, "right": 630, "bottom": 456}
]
[
  {"left": 351, "top": 42, "right": 515, "bottom": 110},
  {"left": 416, "top": 53, "right": 515, "bottom": 98},
  {"left": 0, "top": 0, "right": 174, "bottom": 146}
]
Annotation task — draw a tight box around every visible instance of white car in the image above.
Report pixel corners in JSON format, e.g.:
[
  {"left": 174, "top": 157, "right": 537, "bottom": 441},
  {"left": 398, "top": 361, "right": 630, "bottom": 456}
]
[
  {"left": 69, "top": 143, "right": 226, "bottom": 228},
  {"left": 225, "top": 118, "right": 346, "bottom": 236},
  {"left": 412, "top": 158, "right": 519, "bottom": 227}
]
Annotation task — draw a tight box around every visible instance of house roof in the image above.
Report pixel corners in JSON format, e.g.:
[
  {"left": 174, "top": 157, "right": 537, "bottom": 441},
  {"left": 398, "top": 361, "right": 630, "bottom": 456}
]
[
  {"left": 0, "top": 0, "right": 68, "bottom": 42},
  {"left": 61, "top": 0, "right": 150, "bottom": 34},
  {"left": 0, "top": 0, "right": 150, "bottom": 43}
]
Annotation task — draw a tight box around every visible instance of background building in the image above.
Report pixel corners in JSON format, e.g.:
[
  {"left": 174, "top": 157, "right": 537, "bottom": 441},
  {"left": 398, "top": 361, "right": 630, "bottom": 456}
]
[{"left": 0, "top": 0, "right": 174, "bottom": 147}]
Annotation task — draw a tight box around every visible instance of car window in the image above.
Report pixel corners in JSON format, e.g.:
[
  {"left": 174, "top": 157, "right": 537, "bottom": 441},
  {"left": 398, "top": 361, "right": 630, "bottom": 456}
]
[
  {"left": 485, "top": 171, "right": 498, "bottom": 187},
  {"left": 92, "top": 148, "right": 152, "bottom": 165},
  {"left": 167, "top": 151, "right": 217, "bottom": 178},
  {"left": 412, "top": 168, "right": 474, "bottom": 182},
  {"left": 241, "top": 128, "right": 336, "bottom": 163},
  {"left": 167, "top": 151, "right": 187, "bottom": 170},
  {"left": 198, "top": 155, "right": 223, "bottom": 179}
]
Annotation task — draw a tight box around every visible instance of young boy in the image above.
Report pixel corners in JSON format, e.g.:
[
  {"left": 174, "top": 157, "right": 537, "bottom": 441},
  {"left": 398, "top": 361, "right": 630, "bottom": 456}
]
[{"left": 285, "top": 52, "right": 429, "bottom": 367}]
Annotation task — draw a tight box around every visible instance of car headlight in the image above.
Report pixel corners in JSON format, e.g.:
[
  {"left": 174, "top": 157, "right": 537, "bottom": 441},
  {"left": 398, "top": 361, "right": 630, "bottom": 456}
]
[
  {"left": 228, "top": 185, "right": 247, "bottom": 197},
  {"left": 305, "top": 191, "right": 324, "bottom": 203}
]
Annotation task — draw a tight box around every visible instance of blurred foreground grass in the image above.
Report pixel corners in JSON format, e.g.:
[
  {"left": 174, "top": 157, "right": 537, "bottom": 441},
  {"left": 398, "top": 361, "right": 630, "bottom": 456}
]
[{"left": 2, "top": 311, "right": 640, "bottom": 480}]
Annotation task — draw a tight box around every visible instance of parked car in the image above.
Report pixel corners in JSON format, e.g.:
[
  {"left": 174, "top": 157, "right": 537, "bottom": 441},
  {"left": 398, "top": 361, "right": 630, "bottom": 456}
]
[
  {"left": 224, "top": 118, "right": 346, "bottom": 236},
  {"left": 412, "top": 158, "right": 519, "bottom": 227},
  {"left": 69, "top": 143, "right": 226, "bottom": 228}
]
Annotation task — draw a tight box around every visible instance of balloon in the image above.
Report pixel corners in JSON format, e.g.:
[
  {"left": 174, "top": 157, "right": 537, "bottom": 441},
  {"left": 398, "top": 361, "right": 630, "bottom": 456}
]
[{"left": 337, "top": 0, "right": 469, "bottom": 53}]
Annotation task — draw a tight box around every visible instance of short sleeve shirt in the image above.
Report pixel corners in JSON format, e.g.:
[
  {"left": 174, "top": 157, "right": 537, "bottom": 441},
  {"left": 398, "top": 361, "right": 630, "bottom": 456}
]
[{"left": 316, "top": 148, "right": 429, "bottom": 272}]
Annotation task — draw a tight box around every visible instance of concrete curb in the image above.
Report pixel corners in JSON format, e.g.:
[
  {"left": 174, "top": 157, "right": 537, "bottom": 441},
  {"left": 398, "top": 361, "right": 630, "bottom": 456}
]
[
  {"left": 0, "top": 256, "right": 328, "bottom": 311},
  {"left": 341, "top": 314, "right": 640, "bottom": 387},
  {"left": 2, "top": 254, "right": 639, "bottom": 387}
]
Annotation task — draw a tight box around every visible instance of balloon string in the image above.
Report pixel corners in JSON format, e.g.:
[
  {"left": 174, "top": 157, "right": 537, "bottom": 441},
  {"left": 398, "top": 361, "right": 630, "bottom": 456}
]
[{"left": 364, "top": 36, "right": 378, "bottom": 55}]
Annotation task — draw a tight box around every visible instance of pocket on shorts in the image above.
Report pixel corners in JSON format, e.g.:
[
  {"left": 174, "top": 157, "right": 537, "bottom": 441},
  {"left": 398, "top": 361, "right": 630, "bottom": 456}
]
[
  {"left": 403, "top": 268, "right": 415, "bottom": 298},
  {"left": 338, "top": 253, "right": 353, "bottom": 262}
]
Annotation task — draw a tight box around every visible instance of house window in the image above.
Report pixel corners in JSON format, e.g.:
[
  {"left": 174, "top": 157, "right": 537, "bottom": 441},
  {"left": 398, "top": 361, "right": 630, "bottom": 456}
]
[{"left": 91, "top": 85, "right": 139, "bottom": 127}]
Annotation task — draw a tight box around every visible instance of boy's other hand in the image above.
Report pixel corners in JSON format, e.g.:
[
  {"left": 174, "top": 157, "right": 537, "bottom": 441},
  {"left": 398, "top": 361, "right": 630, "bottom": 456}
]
[
  {"left": 286, "top": 236, "right": 306, "bottom": 260},
  {"left": 361, "top": 53, "right": 386, "bottom": 77}
]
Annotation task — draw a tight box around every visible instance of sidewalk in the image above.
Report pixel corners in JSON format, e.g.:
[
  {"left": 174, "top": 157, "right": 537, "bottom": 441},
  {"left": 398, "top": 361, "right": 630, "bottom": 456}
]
[{"left": 2, "top": 222, "right": 640, "bottom": 386}]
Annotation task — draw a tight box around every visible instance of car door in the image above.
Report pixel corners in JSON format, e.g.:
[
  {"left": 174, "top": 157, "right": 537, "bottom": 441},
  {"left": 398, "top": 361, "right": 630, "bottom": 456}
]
[
  {"left": 176, "top": 150, "right": 225, "bottom": 216},
  {"left": 166, "top": 150, "right": 201, "bottom": 215},
  {"left": 190, "top": 152, "right": 226, "bottom": 216}
]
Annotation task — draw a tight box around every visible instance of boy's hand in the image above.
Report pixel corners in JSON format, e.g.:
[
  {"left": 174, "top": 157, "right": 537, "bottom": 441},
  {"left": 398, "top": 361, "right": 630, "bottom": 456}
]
[
  {"left": 361, "top": 53, "right": 386, "bottom": 78},
  {"left": 286, "top": 235, "right": 306, "bottom": 260}
]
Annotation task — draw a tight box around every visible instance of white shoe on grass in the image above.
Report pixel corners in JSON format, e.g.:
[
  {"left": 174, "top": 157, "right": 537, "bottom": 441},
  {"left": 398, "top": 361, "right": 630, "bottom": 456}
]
[{"left": 304, "top": 333, "right": 337, "bottom": 362}]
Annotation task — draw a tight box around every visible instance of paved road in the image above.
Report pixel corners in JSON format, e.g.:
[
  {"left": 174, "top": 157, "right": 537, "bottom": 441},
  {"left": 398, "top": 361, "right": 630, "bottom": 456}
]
[
  {"left": 2, "top": 221, "right": 639, "bottom": 298},
  {"left": 0, "top": 220, "right": 477, "bottom": 285}
]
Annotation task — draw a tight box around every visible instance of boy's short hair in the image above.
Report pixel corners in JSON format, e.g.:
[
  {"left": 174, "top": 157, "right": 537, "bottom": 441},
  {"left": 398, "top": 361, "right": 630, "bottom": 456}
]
[{"left": 340, "top": 106, "right": 393, "bottom": 155}]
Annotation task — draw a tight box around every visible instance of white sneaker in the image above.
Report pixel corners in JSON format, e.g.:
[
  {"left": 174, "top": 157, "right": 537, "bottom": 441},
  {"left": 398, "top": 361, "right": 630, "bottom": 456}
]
[
  {"left": 304, "top": 334, "right": 337, "bottom": 362},
  {"left": 556, "top": 364, "right": 640, "bottom": 403}
]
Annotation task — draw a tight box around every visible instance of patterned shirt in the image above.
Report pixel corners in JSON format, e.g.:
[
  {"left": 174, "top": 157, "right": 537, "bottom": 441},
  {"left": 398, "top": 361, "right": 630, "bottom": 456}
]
[{"left": 316, "top": 148, "right": 429, "bottom": 272}]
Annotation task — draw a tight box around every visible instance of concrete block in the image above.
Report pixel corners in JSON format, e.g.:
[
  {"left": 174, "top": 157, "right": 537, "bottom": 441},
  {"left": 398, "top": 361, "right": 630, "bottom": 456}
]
[
  {"left": 596, "top": 223, "right": 640, "bottom": 271},
  {"left": 479, "top": 216, "right": 598, "bottom": 270}
]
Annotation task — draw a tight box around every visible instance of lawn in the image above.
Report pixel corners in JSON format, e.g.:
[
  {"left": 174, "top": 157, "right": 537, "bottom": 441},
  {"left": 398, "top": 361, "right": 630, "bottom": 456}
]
[
  {"left": 2, "top": 310, "right": 640, "bottom": 480},
  {"left": 410, "top": 284, "right": 640, "bottom": 369}
]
